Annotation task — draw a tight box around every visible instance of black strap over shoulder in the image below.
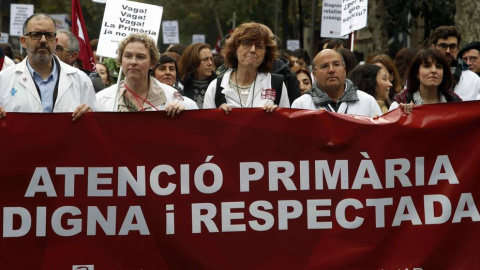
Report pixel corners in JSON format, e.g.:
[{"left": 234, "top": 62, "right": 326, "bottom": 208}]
[{"left": 214, "top": 73, "right": 284, "bottom": 108}]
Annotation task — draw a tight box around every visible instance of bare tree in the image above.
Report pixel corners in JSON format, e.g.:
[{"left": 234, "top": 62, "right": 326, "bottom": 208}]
[{"left": 455, "top": 0, "right": 480, "bottom": 44}]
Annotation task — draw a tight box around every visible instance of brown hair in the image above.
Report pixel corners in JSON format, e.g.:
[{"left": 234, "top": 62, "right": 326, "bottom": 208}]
[
  {"left": 178, "top": 43, "right": 211, "bottom": 82},
  {"left": 406, "top": 49, "right": 454, "bottom": 96},
  {"left": 222, "top": 22, "right": 277, "bottom": 73},
  {"left": 370, "top": 54, "right": 402, "bottom": 99}
]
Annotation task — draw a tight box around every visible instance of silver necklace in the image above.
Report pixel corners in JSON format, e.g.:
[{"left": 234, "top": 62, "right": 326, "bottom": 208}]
[{"left": 235, "top": 71, "right": 256, "bottom": 108}]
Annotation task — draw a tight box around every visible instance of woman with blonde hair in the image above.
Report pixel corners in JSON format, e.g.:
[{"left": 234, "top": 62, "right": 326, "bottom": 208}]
[{"left": 96, "top": 33, "right": 185, "bottom": 116}]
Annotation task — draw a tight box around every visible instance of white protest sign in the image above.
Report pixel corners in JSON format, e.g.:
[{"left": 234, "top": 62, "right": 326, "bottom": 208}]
[
  {"left": 287, "top": 40, "right": 300, "bottom": 51},
  {"left": 192, "top": 34, "right": 205, "bottom": 44},
  {"left": 97, "top": 0, "right": 163, "bottom": 58},
  {"left": 320, "top": 0, "right": 349, "bottom": 39},
  {"left": 10, "top": 4, "right": 34, "bottom": 36},
  {"left": 162, "top": 21, "right": 179, "bottom": 44},
  {"left": 0, "top": 33, "right": 9, "bottom": 43},
  {"left": 340, "top": 0, "right": 368, "bottom": 36},
  {"left": 50, "top": 14, "right": 69, "bottom": 30}
]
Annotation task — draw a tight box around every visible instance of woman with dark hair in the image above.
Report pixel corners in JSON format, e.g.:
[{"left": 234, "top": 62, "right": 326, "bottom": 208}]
[
  {"left": 292, "top": 66, "right": 312, "bottom": 95},
  {"left": 394, "top": 48, "right": 419, "bottom": 87},
  {"left": 370, "top": 54, "right": 402, "bottom": 100},
  {"left": 152, "top": 54, "right": 198, "bottom": 109},
  {"left": 349, "top": 64, "right": 392, "bottom": 114},
  {"left": 203, "top": 22, "right": 289, "bottom": 113},
  {"left": 389, "top": 49, "right": 461, "bottom": 112},
  {"left": 178, "top": 43, "right": 216, "bottom": 108},
  {"left": 337, "top": 48, "right": 358, "bottom": 76},
  {"left": 153, "top": 54, "right": 180, "bottom": 89},
  {"left": 96, "top": 62, "right": 112, "bottom": 87}
]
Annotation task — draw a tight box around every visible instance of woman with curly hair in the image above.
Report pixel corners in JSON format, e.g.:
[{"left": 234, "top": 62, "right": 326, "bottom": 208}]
[{"left": 203, "top": 22, "right": 289, "bottom": 113}]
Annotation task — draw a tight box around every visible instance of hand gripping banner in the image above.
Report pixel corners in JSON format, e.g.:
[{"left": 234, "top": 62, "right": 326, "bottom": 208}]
[{"left": 0, "top": 102, "right": 479, "bottom": 270}]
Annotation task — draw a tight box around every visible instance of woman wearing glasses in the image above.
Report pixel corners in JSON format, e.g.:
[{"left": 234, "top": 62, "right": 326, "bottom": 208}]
[
  {"left": 203, "top": 22, "right": 289, "bottom": 113},
  {"left": 96, "top": 33, "right": 185, "bottom": 116},
  {"left": 389, "top": 49, "right": 461, "bottom": 112}
]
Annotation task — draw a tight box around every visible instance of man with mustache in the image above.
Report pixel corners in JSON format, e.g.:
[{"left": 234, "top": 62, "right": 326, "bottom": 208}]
[
  {"left": 0, "top": 13, "right": 96, "bottom": 121},
  {"left": 291, "top": 49, "right": 381, "bottom": 117},
  {"left": 430, "top": 26, "right": 480, "bottom": 101}
]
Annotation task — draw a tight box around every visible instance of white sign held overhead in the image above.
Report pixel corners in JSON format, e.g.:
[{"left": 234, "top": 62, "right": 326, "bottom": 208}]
[
  {"left": 97, "top": 0, "right": 163, "bottom": 59},
  {"left": 192, "top": 34, "right": 205, "bottom": 44},
  {"left": 0, "top": 33, "right": 9, "bottom": 43},
  {"left": 162, "top": 21, "right": 179, "bottom": 44},
  {"left": 10, "top": 4, "right": 34, "bottom": 37},
  {"left": 320, "top": 0, "right": 349, "bottom": 39},
  {"left": 50, "top": 14, "right": 69, "bottom": 30},
  {"left": 340, "top": 0, "right": 368, "bottom": 36},
  {"left": 286, "top": 40, "right": 300, "bottom": 51}
]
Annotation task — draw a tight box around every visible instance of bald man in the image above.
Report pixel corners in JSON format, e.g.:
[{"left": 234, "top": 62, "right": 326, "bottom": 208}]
[{"left": 292, "top": 49, "right": 381, "bottom": 117}]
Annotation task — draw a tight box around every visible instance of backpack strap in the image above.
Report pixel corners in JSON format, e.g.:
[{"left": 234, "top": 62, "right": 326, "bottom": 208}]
[
  {"left": 271, "top": 73, "right": 284, "bottom": 105},
  {"left": 214, "top": 74, "right": 226, "bottom": 108}
]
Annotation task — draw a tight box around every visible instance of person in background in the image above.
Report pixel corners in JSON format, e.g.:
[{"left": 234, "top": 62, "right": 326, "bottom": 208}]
[
  {"left": 369, "top": 54, "right": 402, "bottom": 101},
  {"left": 0, "top": 33, "right": 15, "bottom": 71},
  {"left": 55, "top": 30, "right": 79, "bottom": 66},
  {"left": 294, "top": 48, "right": 311, "bottom": 70},
  {"left": 458, "top": 41, "right": 480, "bottom": 76},
  {"left": 96, "top": 33, "right": 185, "bottom": 116},
  {"left": 96, "top": 62, "right": 111, "bottom": 88},
  {"left": 0, "top": 13, "right": 96, "bottom": 120},
  {"left": 394, "top": 48, "right": 419, "bottom": 87},
  {"left": 178, "top": 43, "right": 216, "bottom": 109},
  {"left": 203, "top": 22, "right": 289, "bottom": 112},
  {"left": 430, "top": 25, "right": 480, "bottom": 101},
  {"left": 389, "top": 49, "right": 461, "bottom": 112},
  {"left": 152, "top": 54, "right": 198, "bottom": 109},
  {"left": 292, "top": 66, "right": 312, "bottom": 95},
  {"left": 212, "top": 52, "right": 224, "bottom": 74},
  {"left": 337, "top": 48, "right": 358, "bottom": 77},
  {"left": 326, "top": 39, "right": 346, "bottom": 50},
  {"left": 166, "top": 43, "right": 186, "bottom": 57},
  {"left": 349, "top": 64, "right": 392, "bottom": 114},
  {"left": 291, "top": 49, "right": 381, "bottom": 117}
]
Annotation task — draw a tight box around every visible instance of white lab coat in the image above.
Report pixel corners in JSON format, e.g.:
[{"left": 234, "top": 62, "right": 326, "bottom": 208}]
[
  {"left": 96, "top": 78, "right": 191, "bottom": 111},
  {"left": 203, "top": 69, "right": 290, "bottom": 109},
  {"left": 0, "top": 56, "right": 97, "bottom": 112}
]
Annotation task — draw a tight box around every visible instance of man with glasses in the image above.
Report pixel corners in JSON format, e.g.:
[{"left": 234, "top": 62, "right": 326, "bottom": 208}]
[
  {"left": 291, "top": 49, "right": 381, "bottom": 117},
  {"left": 430, "top": 26, "right": 480, "bottom": 101},
  {"left": 459, "top": 41, "right": 480, "bottom": 77},
  {"left": 0, "top": 13, "right": 96, "bottom": 120},
  {"left": 55, "top": 30, "right": 79, "bottom": 66}
]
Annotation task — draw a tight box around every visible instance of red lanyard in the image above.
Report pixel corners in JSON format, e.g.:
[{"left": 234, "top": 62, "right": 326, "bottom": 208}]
[{"left": 124, "top": 83, "right": 159, "bottom": 111}]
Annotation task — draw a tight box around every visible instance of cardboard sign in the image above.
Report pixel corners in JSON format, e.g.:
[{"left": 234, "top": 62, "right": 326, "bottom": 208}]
[
  {"left": 162, "top": 20, "right": 179, "bottom": 44},
  {"left": 340, "top": 0, "right": 368, "bottom": 36},
  {"left": 10, "top": 4, "right": 34, "bottom": 36},
  {"left": 97, "top": 0, "right": 163, "bottom": 58}
]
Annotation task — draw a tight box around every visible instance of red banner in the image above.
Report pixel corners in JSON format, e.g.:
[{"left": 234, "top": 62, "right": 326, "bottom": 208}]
[
  {"left": 1, "top": 103, "right": 480, "bottom": 270},
  {"left": 71, "top": 0, "right": 95, "bottom": 71}
]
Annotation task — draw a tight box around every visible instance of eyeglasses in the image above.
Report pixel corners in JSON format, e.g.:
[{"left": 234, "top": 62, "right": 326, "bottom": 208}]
[
  {"left": 436, "top": 43, "right": 458, "bottom": 52},
  {"left": 55, "top": 45, "right": 72, "bottom": 54},
  {"left": 462, "top": 56, "right": 478, "bottom": 63},
  {"left": 24, "top": 31, "right": 56, "bottom": 41},
  {"left": 316, "top": 61, "right": 345, "bottom": 71},
  {"left": 240, "top": 40, "right": 265, "bottom": 51}
]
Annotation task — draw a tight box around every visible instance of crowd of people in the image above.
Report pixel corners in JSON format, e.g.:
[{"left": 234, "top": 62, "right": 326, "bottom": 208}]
[{"left": 1, "top": 13, "right": 479, "bottom": 120}]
